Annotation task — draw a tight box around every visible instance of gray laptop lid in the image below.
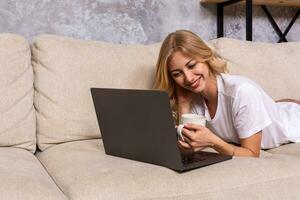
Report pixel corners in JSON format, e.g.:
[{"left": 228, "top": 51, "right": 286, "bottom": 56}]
[{"left": 91, "top": 88, "right": 183, "bottom": 170}]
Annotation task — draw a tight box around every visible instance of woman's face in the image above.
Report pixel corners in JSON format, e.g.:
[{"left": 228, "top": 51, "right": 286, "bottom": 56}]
[{"left": 168, "top": 51, "right": 211, "bottom": 93}]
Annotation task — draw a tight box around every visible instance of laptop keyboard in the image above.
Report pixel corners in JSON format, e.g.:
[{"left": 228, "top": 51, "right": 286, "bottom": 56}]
[
  {"left": 181, "top": 151, "right": 220, "bottom": 165},
  {"left": 181, "top": 154, "right": 205, "bottom": 165}
]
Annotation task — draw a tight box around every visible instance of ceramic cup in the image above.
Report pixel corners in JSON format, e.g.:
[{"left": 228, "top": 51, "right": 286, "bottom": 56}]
[{"left": 177, "top": 114, "right": 206, "bottom": 141}]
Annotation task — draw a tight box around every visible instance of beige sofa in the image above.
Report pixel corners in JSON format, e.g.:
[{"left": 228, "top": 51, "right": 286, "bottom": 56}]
[{"left": 1, "top": 33, "right": 300, "bottom": 200}]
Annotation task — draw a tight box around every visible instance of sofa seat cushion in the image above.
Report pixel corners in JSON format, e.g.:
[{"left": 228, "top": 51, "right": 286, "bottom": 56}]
[
  {"left": 0, "top": 147, "right": 67, "bottom": 200},
  {"left": 0, "top": 33, "right": 36, "bottom": 153},
  {"left": 37, "top": 139, "right": 300, "bottom": 200},
  {"left": 31, "top": 35, "right": 160, "bottom": 151},
  {"left": 267, "top": 143, "right": 300, "bottom": 158}
]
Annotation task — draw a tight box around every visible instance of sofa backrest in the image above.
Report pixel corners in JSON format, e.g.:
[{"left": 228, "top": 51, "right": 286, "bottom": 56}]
[
  {"left": 31, "top": 35, "right": 300, "bottom": 151},
  {"left": 0, "top": 34, "right": 36, "bottom": 153},
  {"left": 210, "top": 38, "right": 300, "bottom": 100},
  {"left": 31, "top": 35, "right": 160, "bottom": 151}
]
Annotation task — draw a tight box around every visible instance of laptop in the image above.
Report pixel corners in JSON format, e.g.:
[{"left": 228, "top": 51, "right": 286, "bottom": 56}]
[{"left": 91, "top": 88, "right": 232, "bottom": 172}]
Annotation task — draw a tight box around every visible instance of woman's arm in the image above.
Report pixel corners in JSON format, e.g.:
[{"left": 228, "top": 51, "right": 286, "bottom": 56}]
[
  {"left": 180, "top": 123, "right": 262, "bottom": 157},
  {"left": 212, "top": 131, "right": 262, "bottom": 157}
]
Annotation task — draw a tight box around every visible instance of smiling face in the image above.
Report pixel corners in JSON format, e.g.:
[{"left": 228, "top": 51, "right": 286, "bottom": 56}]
[{"left": 168, "top": 51, "right": 212, "bottom": 94}]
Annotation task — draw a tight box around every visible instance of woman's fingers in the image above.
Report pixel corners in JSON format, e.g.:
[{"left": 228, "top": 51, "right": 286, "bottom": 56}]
[
  {"left": 180, "top": 124, "right": 213, "bottom": 151},
  {"left": 181, "top": 127, "right": 196, "bottom": 141},
  {"left": 181, "top": 126, "right": 206, "bottom": 148},
  {"left": 178, "top": 139, "right": 190, "bottom": 149}
]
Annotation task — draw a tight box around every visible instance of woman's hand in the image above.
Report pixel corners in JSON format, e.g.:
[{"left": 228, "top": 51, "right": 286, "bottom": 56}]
[
  {"left": 179, "top": 123, "right": 262, "bottom": 157},
  {"left": 178, "top": 123, "right": 215, "bottom": 152}
]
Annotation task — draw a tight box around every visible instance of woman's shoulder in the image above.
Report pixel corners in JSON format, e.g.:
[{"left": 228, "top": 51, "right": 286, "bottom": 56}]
[
  {"left": 219, "top": 73, "right": 261, "bottom": 98},
  {"left": 220, "top": 73, "right": 252, "bottom": 85}
]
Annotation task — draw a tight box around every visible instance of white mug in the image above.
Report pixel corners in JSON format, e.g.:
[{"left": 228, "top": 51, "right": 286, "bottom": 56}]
[{"left": 177, "top": 114, "right": 206, "bottom": 141}]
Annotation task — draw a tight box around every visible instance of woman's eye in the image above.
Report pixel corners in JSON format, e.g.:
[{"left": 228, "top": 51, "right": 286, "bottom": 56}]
[
  {"left": 172, "top": 72, "right": 181, "bottom": 77},
  {"left": 188, "top": 63, "right": 196, "bottom": 69}
]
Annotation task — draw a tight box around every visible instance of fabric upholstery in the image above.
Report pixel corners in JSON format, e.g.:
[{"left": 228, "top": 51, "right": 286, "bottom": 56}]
[
  {"left": 32, "top": 35, "right": 300, "bottom": 152},
  {"left": 31, "top": 35, "right": 160, "bottom": 151},
  {"left": 0, "top": 33, "right": 36, "bottom": 153},
  {"left": 37, "top": 140, "right": 300, "bottom": 200},
  {"left": 267, "top": 142, "right": 300, "bottom": 158},
  {"left": 1, "top": 34, "right": 299, "bottom": 199},
  {"left": 210, "top": 38, "right": 300, "bottom": 100},
  {"left": 0, "top": 147, "right": 67, "bottom": 200}
]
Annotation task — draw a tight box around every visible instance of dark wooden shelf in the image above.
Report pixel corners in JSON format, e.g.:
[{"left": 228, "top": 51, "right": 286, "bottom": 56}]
[
  {"left": 201, "top": 0, "right": 300, "bottom": 7},
  {"left": 200, "top": 0, "right": 300, "bottom": 42}
]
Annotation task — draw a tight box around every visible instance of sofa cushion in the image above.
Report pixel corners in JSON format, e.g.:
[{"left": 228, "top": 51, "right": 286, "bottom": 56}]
[
  {"left": 0, "top": 33, "right": 36, "bottom": 153},
  {"left": 0, "top": 147, "right": 67, "bottom": 200},
  {"left": 37, "top": 139, "right": 300, "bottom": 200},
  {"left": 31, "top": 35, "right": 160, "bottom": 151},
  {"left": 267, "top": 142, "right": 300, "bottom": 158},
  {"left": 210, "top": 38, "right": 300, "bottom": 100}
]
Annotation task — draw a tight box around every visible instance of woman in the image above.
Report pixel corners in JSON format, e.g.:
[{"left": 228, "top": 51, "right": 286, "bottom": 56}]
[{"left": 153, "top": 29, "right": 300, "bottom": 157}]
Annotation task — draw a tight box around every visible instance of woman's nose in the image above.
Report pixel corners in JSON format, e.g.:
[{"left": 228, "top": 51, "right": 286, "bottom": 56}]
[{"left": 183, "top": 70, "right": 193, "bottom": 83}]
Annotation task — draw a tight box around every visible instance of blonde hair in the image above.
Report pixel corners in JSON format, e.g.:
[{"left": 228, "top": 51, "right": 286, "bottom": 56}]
[{"left": 153, "top": 30, "right": 228, "bottom": 124}]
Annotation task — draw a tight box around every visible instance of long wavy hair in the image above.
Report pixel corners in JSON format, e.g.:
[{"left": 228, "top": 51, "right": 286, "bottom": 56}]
[{"left": 153, "top": 30, "right": 228, "bottom": 124}]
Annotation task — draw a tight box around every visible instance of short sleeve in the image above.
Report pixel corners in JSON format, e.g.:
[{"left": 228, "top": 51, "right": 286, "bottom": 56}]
[{"left": 233, "top": 84, "right": 272, "bottom": 139}]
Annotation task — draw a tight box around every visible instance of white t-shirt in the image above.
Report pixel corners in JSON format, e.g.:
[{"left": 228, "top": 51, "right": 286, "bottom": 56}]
[{"left": 191, "top": 73, "right": 300, "bottom": 149}]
